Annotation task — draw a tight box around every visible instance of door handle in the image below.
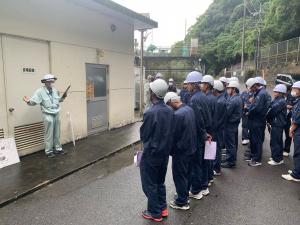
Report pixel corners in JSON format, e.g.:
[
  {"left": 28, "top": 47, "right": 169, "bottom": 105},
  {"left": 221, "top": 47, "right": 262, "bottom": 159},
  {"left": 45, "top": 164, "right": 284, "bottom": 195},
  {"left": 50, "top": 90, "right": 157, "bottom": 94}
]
[{"left": 9, "top": 108, "right": 15, "bottom": 112}]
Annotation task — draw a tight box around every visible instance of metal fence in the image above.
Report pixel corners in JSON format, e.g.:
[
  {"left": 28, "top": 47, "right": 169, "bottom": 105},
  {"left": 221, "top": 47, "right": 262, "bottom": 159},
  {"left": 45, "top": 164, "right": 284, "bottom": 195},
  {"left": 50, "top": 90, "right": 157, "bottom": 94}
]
[{"left": 260, "top": 36, "right": 300, "bottom": 68}]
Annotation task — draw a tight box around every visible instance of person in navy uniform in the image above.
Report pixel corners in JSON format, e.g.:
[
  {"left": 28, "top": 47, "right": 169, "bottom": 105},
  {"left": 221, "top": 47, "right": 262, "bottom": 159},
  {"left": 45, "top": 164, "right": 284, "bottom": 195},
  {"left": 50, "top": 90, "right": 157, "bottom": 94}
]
[
  {"left": 164, "top": 92, "right": 197, "bottom": 211},
  {"left": 185, "top": 71, "right": 212, "bottom": 200},
  {"left": 179, "top": 80, "right": 191, "bottom": 104},
  {"left": 201, "top": 75, "right": 217, "bottom": 185},
  {"left": 266, "top": 84, "right": 287, "bottom": 166},
  {"left": 247, "top": 77, "right": 270, "bottom": 167},
  {"left": 282, "top": 81, "right": 300, "bottom": 182},
  {"left": 221, "top": 81, "right": 243, "bottom": 168},
  {"left": 140, "top": 79, "right": 173, "bottom": 222},
  {"left": 212, "top": 80, "right": 227, "bottom": 175},
  {"left": 283, "top": 86, "right": 297, "bottom": 157}
]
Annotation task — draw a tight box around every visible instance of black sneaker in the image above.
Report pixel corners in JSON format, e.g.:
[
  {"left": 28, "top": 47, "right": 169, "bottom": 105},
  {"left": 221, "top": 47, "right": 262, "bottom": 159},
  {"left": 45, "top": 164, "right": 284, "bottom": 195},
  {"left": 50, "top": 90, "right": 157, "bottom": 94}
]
[
  {"left": 169, "top": 200, "right": 190, "bottom": 210},
  {"left": 248, "top": 160, "right": 262, "bottom": 167},
  {"left": 46, "top": 153, "right": 56, "bottom": 158},
  {"left": 221, "top": 162, "right": 236, "bottom": 168},
  {"left": 54, "top": 150, "right": 66, "bottom": 155}
]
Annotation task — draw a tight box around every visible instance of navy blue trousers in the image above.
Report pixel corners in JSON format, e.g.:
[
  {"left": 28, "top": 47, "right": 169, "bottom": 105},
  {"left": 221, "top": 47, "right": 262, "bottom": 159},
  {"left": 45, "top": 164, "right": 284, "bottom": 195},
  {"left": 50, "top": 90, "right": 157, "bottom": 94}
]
[
  {"left": 284, "top": 116, "right": 292, "bottom": 153},
  {"left": 270, "top": 127, "right": 284, "bottom": 162},
  {"left": 225, "top": 125, "right": 239, "bottom": 165},
  {"left": 249, "top": 126, "right": 265, "bottom": 162},
  {"left": 140, "top": 154, "right": 169, "bottom": 218},
  {"left": 214, "top": 130, "right": 224, "bottom": 173},
  {"left": 190, "top": 148, "right": 205, "bottom": 194},
  {"left": 292, "top": 130, "right": 300, "bottom": 179},
  {"left": 172, "top": 155, "right": 193, "bottom": 206},
  {"left": 242, "top": 115, "right": 249, "bottom": 140}
]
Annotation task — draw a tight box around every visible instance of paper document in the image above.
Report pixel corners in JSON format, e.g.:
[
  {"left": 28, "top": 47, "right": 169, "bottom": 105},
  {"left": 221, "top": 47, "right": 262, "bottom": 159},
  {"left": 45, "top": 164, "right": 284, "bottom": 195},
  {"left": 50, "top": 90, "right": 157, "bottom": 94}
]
[{"left": 204, "top": 141, "right": 217, "bottom": 160}]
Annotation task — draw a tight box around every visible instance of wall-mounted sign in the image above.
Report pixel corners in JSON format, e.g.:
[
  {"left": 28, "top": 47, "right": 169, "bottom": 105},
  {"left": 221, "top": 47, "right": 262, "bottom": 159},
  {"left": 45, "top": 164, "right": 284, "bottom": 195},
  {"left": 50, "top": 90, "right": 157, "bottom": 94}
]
[
  {"left": 22, "top": 67, "right": 36, "bottom": 74},
  {"left": 0, "top": 138, "right": 20, "bottom": 169}
]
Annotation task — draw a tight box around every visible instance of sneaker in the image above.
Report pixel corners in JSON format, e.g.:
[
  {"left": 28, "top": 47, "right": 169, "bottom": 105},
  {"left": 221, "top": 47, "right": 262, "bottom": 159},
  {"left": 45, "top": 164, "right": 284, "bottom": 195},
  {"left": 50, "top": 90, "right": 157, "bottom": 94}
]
[
  {"left": 209, "top": 178, "right": 214, "bottom": 183},
  {"left": 46, "top": 153, "right": 56, "bottom": 158},
  {"left": 281, "top": 174, "right": 300, "bottom": 182},
  {"left": 214, "top": 170, "right": 221, "bottom": 176},
  {"left": 142, "top": 210, "right": 163, "bottom": 222},
  {"left": 248, "top": 160, "right": 262, "bottom": 167},
  {"left": 200, "top": 188, "right": 210, "bottom": 196},
  {"left": 162, "top": 209, "right": 168, "bottom": 218},
  {"left": 169, "top": 201, "right": 190, "bottom": 210},
  {"left": 288, "top": 170, "right": 292, "bottom": 174},
  {"left": 221, "top": 162, "right": 236, "bottom": 168},
  {"left": 242, "top": 139, "right": 249, "bottom": 145},
  {"left": 283, "top": 152, "right": 289, "bottom": 157},
  {"left": 268, "top": 160, "right": 284, "bottom": 166},
  {"left": 54, "top": 149, "right": 66, "bottom": 155},
  {"left": 244, "top": 157, "right": 252, "bottom": 162},
  {"left": 189, "top": 191, "right": 203, "bottom": 200}
]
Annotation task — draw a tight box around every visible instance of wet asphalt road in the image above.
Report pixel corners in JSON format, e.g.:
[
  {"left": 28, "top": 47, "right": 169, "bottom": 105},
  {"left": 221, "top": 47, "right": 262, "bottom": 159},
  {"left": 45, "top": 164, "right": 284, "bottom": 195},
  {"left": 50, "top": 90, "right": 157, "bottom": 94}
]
[{"left": 0, "top": 129, "right": 300, "bottom": 225}]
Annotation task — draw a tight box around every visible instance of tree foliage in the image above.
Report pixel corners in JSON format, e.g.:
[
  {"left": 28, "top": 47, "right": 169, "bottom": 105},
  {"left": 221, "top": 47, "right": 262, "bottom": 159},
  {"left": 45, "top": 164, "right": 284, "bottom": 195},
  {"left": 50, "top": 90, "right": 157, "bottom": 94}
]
[{"left": 179, "top": 0, "right": 300, "bottom": 74}]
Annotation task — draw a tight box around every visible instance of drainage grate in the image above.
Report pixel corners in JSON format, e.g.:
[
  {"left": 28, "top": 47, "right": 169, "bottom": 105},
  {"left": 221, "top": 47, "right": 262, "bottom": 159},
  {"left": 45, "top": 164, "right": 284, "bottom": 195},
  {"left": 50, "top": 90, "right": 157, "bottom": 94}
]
[
  {"left": 0, "top": 129, "right": 4, "bottom": 139},
  {"left": 14, "top": 122, "right": 44, "bottom": 151}
]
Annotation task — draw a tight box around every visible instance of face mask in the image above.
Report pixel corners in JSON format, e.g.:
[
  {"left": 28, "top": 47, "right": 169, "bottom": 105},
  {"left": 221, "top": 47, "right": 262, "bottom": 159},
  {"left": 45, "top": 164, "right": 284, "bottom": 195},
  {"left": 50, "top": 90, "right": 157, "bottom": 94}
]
[
  {"left": 227, "top": 89, "right": 232, "bottom": 96},
  {"left": 291, "top": 90, "right": 298, "bottom": 97}
]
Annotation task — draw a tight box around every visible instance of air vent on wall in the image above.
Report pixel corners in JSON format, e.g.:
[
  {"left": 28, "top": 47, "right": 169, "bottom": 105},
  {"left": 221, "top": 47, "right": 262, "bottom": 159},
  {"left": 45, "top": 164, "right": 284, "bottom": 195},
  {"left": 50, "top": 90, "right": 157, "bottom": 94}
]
[
  {"left": 14, "top": 122, "right": 44, "bottom": 151},
  {"left": 0, "top": 129, "right": 4, "bottom": 139}
]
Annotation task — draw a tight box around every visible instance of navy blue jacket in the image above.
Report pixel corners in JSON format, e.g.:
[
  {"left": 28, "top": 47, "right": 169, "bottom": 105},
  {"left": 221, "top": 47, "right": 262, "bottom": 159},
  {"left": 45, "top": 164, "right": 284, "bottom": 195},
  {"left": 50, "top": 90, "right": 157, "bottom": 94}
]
[
  {"left": 286, "top": 93, "right": 297, "bottom": 118},
  {"left": 213, "top": 93, "right": 227, "bottom": 131},
  {"left": 171, "top": 105, "right": 197, "bottom": 156},
  {"left": 226, "top": 94, "right": 243, "bottom": 126},
  {"left": 189, "top": 90, "right": 212, "bottom": 144},
  {"left": 205, "top": 91, "right": 217, "bottom": 133},
  {"left": 292, "top": 99, "right": 300, "bottom": 133},
  {"left": 180, "top": 89, "right": 191, "bottom": 105},
  {"left": 266, "top": 96, "right": 287, "bottom": 127},
  {"left": 140, "top": 100, "right": 174, "bottom": 156},
  {"left": 248, "top": 87, "right": 270, "bottom": 128}
]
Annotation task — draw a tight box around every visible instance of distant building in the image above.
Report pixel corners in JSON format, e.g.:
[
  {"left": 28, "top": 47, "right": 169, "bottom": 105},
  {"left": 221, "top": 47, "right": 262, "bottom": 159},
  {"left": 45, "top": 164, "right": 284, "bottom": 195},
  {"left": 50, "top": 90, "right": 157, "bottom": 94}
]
[{"left": 0, "top": 0, "right": 157, "bottom": 156}]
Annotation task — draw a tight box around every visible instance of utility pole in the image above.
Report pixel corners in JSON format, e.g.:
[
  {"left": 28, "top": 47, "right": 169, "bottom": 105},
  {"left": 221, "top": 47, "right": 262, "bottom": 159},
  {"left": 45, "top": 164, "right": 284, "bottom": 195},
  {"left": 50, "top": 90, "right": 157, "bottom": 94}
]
[
  {"left": 139, "top": 30, "right": 145, "bottom": 117},
  {"left": 241, "top": 0, "right": 246, "bottom": 77},
  {"left": 255, "top": 1, "right": 262, "bottom": 75}
]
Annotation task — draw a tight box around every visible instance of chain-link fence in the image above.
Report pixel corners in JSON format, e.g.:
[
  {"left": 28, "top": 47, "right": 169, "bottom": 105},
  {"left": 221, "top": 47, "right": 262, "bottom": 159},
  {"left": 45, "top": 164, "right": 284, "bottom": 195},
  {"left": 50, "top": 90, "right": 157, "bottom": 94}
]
[{"left": 260, "top": 36, "right": 300, "bottom": 68}]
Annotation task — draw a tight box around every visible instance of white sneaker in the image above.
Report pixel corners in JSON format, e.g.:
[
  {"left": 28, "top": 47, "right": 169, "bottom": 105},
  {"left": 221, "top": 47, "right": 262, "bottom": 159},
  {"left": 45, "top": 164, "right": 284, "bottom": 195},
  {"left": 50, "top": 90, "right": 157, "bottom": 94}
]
[
  {"left": 189, "top": 191, "right": 203, "bottom": 200},
  {"left": 200, "top": 188, "right": 210, "bottom": 196},
  {"left": 214, "top": 170, "right": 221, "bottom": 176},
  {"left": 242, "top": 139, "right": 249, "bottom": 145},
  {"left": 283, "top": 152, "right": 289, "bottom": 157},
  {"left": 269, "top": 157, "right": 273, "bottom": 161},
  {"left": 281, "top": 174, "right": 300, "bottom": 182},
  {"left": 288, "top": 170, "right": 292, "bottom": 174},
  {"left": 268, "top": 160, "right": 284, "bottom": 166},
  {"left": 169, "top": 200, "right": 190, "bottom": 210}
]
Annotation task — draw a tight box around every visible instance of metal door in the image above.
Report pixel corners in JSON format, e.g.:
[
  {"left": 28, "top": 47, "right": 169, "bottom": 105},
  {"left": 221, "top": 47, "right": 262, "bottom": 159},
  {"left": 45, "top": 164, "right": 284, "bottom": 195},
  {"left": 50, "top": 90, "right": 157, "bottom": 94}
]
[
  {"left": 86, "top": 64, "right": 108, "bottom": 135},
  {"left": 1, "top": 35, "right": 49, "bottom": 154}
]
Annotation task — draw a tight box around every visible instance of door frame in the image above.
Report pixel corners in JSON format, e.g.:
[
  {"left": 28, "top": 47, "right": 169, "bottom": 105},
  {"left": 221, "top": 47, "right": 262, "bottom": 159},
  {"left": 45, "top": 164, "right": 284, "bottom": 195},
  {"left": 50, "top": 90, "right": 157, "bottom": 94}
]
[{"left": 86, "top": 63, "right": 109, "bottom": 135}]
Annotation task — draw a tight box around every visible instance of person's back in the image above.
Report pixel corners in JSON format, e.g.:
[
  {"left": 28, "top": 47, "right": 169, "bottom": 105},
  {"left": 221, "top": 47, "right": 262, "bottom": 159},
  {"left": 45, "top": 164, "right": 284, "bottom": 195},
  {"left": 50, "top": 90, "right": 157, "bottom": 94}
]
[
  {"left": 172, "top": 105, "right": 197, "bottom": 156},
  {"left": 267, "top": 96, "right": 287, "bottom": 128},
  {"left": 226, "top": 95, "right": 243, "bottom": 126},
  {"left": 140, "top": 100, "right": 173, "bottom": 156}
]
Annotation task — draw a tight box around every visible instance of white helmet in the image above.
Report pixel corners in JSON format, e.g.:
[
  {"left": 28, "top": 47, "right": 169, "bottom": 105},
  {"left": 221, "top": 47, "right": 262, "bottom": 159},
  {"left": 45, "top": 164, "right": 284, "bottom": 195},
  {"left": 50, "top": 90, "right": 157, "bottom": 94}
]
[
  {"left": 155, "top": 73, "right": 164, "bottom": 80},
  {"left": 245, "top": 78, "right": 256, "bottom": 88},
  {"left": 219, "top": 76, "right": 227, "bottom": 83},
  {"left": 292, "top": 81, "right": 300, "bottom": 89},
  {"left": 185, "top": 71, "right": 203, "bottom": 83},
  {"left": 213, "top": 80, "right": 224, "bottom": 91},
  {"left": 41, "top": 74, "right": 57, "bottom": 83},
  {"left": 273, "top": 84, "right": 287, "bottom": 94},
  {"left": 150, "top": 79, "right": 168, "bottom": 99},
  {"left": 255, "top": 77, "right": 265, "bottom": 85},
  {"left": 230, "top": 77, "right": 239, "bottom": 83},
  {"left": 169, "top": 78, "right": 174, "bottom": 82},
  {"left": 164, "top": 92, "right": 180, "bottom": 104},
  {"left": 227, "top": 81, "right": 240, "bottom": 90},
  {"left": 202, "top": 75, "right": 214, "bottom": 86}
]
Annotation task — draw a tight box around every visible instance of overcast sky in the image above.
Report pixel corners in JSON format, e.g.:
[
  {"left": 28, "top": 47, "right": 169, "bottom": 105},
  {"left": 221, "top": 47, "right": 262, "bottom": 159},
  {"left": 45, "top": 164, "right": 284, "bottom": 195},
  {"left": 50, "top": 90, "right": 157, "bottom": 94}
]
[{"left": 113, "top": 0, "right": 213, "bottom": 47}]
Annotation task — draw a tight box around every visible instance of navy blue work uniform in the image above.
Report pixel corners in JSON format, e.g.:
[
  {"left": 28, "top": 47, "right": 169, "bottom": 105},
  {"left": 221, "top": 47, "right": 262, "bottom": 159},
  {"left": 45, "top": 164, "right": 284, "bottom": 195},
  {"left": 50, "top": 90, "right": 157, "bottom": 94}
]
[
  {"left": 180, "top": 88, "right": 191, "bottom": 104},
  {"left": 284, "top": 93, "right": 297, "bottom": 153},
  {"left": 240, "top": 91, "right": 252, "bottom": 140},
  {"left": 171, "top": 105, "right": 197, "bottom": 206},
  {"left": 205, "top": 91, "right": 217, "bottom": 181},
  {"left": 225, "top": 94, "right": 243, "bottom": 165},
  {"left": 140, "top": 100, "right": 173, "bottom": 218},
  {"left": 213, "top": 93, "right": 227, "bottom": 173},
  {"left": 188, "top": 90, "right": 211, "bottom": 194},
  {"left": 266, "top": 96, "right": 287, "bottom": 162},
  {"left": 291, "top": 99, "right": 300, "bottom": 179},
  {"left": 248, "top": 87, "right": 270, "bottom": 162}
]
